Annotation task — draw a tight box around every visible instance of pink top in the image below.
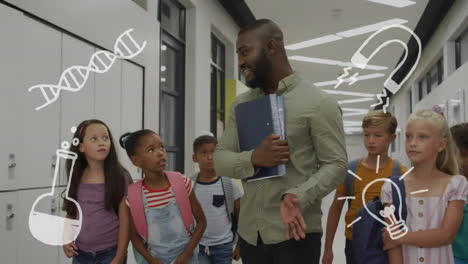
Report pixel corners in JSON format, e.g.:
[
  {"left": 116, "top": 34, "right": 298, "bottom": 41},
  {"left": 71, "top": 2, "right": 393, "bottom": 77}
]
[{"left": 381, "top": 175, "right": 468, "bottom": 264}]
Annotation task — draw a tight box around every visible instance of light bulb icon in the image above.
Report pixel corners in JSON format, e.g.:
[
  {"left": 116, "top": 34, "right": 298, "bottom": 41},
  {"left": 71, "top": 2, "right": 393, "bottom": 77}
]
[{"left": 362, "top": 178, "right": 408, "bottom": 240}]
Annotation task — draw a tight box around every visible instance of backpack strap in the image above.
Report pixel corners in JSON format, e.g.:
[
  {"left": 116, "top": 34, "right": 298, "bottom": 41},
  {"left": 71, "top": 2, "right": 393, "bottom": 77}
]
[
  {"left": 221, "top": 177, "right": 234, "bottom": 222},
  {"left": 127, "top": 179, "right": 148, "bottom": 240},
  {"left": 191, "top": 172, "right": 199, "bottom": 192},
  {"left": 189, "top": 172, "right": 199, "bottom": 182},
  {"left": 389, "top": 174, "right": 407, "bottom": 220},
  {"left": 166, "top": 171, "right": 194, "bottom": 235},
  {"left": 345, "top": 159, "right": 360, "bottom": 207},
  {"left": 391, "top": 160, "right": 402, "bottom": 177}
]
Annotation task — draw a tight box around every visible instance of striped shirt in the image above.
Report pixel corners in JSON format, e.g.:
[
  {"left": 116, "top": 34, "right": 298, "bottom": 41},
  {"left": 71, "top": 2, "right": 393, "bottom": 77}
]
[
  {"left": 143, "top": 175, "right": 193, "bottom": 208},
  {"left": 381, "top": 175, "right": 468, "bottom": 264}
]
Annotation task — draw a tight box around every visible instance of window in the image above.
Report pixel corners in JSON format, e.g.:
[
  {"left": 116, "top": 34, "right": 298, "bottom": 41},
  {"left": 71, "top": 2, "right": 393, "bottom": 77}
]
[
  {"left": 409, "top": 89, "right": 413, "bottom": 114},
  {"left": 417, "top": 57, "right": 443, "bottom": 101},
  {"left": 418, "top": 79, "right": 426, "bottom": 101},
  {"left": 160, "top": 0, "right": 185, "bottom": 41},
  {"left": 427, "top": 57, "right": 443, "bottom": 93},
  {"left": 210, "top": 34, "right": 226, "bottom": 138},
  {"left": 389, "top": 106, "right": 396, "bottom": 153},
  {"left": 159, "top": 0, "right": 185, "bottom": 172},
  {"left": 437, "top": 58, "right": 444, "bottom": 83},
  {"left": 456, "top": 28, "right": 468, "bottom": 68}
]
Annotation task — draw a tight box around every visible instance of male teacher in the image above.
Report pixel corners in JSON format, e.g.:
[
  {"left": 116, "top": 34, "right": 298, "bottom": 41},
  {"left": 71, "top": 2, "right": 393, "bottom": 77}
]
[{"left": 214, "top": 19, "right": 348, "bottom": 264}]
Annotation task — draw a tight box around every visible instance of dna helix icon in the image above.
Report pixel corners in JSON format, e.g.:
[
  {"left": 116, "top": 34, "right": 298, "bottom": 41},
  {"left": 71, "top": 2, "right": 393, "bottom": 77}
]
[{"left": 28, "top": 28, "right": 147, "bottom": 111}]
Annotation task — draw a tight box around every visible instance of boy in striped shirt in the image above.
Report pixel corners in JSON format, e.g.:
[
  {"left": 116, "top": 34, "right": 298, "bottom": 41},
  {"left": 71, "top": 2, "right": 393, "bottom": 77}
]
[{"left": 191, "top": 135, "right": 243, "bottom": 264}]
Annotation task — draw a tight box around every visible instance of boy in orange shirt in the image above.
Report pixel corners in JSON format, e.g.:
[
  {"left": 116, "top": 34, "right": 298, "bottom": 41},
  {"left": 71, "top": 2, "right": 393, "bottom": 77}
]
[{"left": 322, "top": 110, "right": 407, "bottom": 264}]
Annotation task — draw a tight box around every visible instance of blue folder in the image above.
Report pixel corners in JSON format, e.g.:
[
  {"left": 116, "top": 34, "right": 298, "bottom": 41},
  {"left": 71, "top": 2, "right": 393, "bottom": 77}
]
[{"left": 235, "top": 94, "right": 286, "bottom": 182}]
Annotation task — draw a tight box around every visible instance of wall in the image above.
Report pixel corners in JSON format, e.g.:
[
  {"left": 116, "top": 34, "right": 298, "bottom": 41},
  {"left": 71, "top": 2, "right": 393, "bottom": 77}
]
[
  {"left": 390, "top": 0, "right": 468, "bottom": 162},
  {"left": 345, "top": 134, "right": 367, "bottom": 162},
  {"left": 183, "top": 0, "right": 240, "bottom": 175}
]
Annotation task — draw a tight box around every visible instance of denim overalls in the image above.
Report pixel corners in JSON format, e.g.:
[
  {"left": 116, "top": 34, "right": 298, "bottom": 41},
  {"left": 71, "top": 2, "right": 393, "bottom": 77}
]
[{"left": 143, "top": 192, "right": 198, "bottom": 264}]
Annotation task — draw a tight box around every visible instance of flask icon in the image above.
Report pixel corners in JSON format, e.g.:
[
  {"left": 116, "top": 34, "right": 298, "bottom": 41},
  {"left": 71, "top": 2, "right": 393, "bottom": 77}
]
[{"left": 28, "top": 141, "right": 82, "bottom": 246}]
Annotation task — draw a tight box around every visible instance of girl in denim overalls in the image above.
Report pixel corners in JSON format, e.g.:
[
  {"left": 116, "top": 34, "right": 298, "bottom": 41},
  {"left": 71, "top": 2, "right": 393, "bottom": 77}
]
[{"left": 119, "top": 130, "right": 206, "bottom": 264}]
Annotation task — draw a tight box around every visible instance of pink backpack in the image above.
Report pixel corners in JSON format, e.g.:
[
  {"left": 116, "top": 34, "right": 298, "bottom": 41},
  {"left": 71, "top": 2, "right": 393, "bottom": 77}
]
[{"left": 127, "top": 171, "right": 194, "bottom": 240}]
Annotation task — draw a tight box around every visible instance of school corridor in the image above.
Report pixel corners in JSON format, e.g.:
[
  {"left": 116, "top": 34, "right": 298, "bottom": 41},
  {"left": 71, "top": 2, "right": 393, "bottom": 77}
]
[{"left": 1, "top": 0, "right": 468, "bottom": 263}]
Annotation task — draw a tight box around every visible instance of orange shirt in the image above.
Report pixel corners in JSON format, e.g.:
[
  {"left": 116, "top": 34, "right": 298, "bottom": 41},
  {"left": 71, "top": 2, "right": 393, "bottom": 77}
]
[{"left": 336, "top": 159, "right": 407, "bottom": 239}]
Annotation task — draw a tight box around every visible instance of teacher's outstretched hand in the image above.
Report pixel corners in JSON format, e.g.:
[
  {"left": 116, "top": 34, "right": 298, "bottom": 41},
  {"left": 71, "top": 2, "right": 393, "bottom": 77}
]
[{"left": 281, "top": 193, "right": 307, "bottom": 241}]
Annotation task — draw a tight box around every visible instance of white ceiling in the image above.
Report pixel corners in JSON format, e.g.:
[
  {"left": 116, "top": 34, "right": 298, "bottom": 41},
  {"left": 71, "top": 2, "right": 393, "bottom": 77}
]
[{"left": 244, "top": 0, "right": 429, "bottom": 133}]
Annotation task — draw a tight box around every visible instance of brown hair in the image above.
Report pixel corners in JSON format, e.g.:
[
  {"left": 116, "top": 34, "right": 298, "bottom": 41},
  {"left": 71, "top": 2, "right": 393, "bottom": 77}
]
[
  {"left": 451, "top": 123, "right": 468, "bottom": 156},
  {"left": 362, "top": 110, "right": 398, "bottom": 134},
  {"left": 193, "top": 135, "right": 217, "bottom": 153},
  {"left": 63, "top": 119, "right": 130, "bottom": 218}
]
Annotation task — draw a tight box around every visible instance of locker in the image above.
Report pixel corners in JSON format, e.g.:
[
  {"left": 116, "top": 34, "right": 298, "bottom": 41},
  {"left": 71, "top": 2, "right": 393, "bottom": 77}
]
[
  {"left": 59, "top": 34, "right": 96, "bottom": 186},
  {"left": 0, "top": 192, "right": 18, "bottom": 264},
  {"left": 121, "top": 61, "right": 144, "bottom": 181},
  {"left": 0, "top": 3, "right": 22, "bottom": 191},
  {"left": 95, "top": 53, "right": 123, "bottom": 144},
  {"left": 20, "top": 16, "right": 61, "bottom": 190},
  {"left": 17, "top": 188, "right": 60, "bottom": 263}
]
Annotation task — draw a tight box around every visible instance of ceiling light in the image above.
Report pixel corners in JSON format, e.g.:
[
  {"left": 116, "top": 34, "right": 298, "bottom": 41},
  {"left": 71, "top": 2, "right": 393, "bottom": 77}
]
[
  {"left": 342, "top": 108, "right": 369, "bottom": 117},
  {"left": 339, "top": 98, "right": 376, "bottom": 105},
  {"left": 368, "top": 0, "right": 416, "bottom": 8},
  {"left": 289, "top": 56, "right": 387, "bottom": 71},
  {"left": 336, "top": 18, "right": 408, "bottom": 37},
  {"left": 286, "top": 35, "right": 342, "bottom": 50},
  {"left": 343, "top": 112, "right": 369, "bottom": 117},
  {"left": 342, "top": 107, "right": 369, "bottom": 112},
  {"left": 344, "top": 127, "right": 363, "bottom": 131},
  {"left": 285, "top": 18, "right": 407, "bottom": 50},
  {"left": 322, "top": 89, "right": 376, "bottom": 97},
  {"left": 345, "top": 127, "right": 363, "bottom": 134},
  {"left": 344, "top": 120, "right": 362, "bottom": 126}
]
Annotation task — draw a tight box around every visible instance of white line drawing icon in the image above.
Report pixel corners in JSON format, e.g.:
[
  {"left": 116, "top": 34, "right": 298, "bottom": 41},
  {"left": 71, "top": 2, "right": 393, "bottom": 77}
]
[
  {"left": 315, "top": 73, "right": 385, "bottom": 88},
  {"left": 29, "top": 127, "right": 82, "bottom": 246},
  {"left": 28, "top": 28, "right": 147, "bottom": 111},
  {"left": 347, "top": 216, "right": 362, "bottom": 228},
  {"left": 335, "top": 66, "right": 352, "bottom": 88},
  {"left": 363, "top": 178, "right": 408, "bottom": 240},
  {"left": 410, "top": 189, "right": 429, "bottom": 195},
  {"left": 338, "top": 196, "right": 356, "bottom": 201},
  {"left": 340, "top": 155, "right": 433, "bottom": 240},
  {"left": 368, "top": 0, "right": 416, "bottom": 8},
  {"left": 336, "top": 24, "right": 422, "bottom": 113}
]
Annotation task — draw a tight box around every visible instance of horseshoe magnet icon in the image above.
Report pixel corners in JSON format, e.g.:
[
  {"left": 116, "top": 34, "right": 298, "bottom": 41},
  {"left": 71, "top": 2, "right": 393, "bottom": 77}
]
[{"left": 351, "top": 24, "right": 422, "bottom": 95}]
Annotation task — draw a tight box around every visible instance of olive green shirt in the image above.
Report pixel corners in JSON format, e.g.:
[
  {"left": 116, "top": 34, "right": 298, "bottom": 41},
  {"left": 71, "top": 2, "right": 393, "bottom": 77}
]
[{"left": 214, "top": 72, "right": 348, "bottom": 245}]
